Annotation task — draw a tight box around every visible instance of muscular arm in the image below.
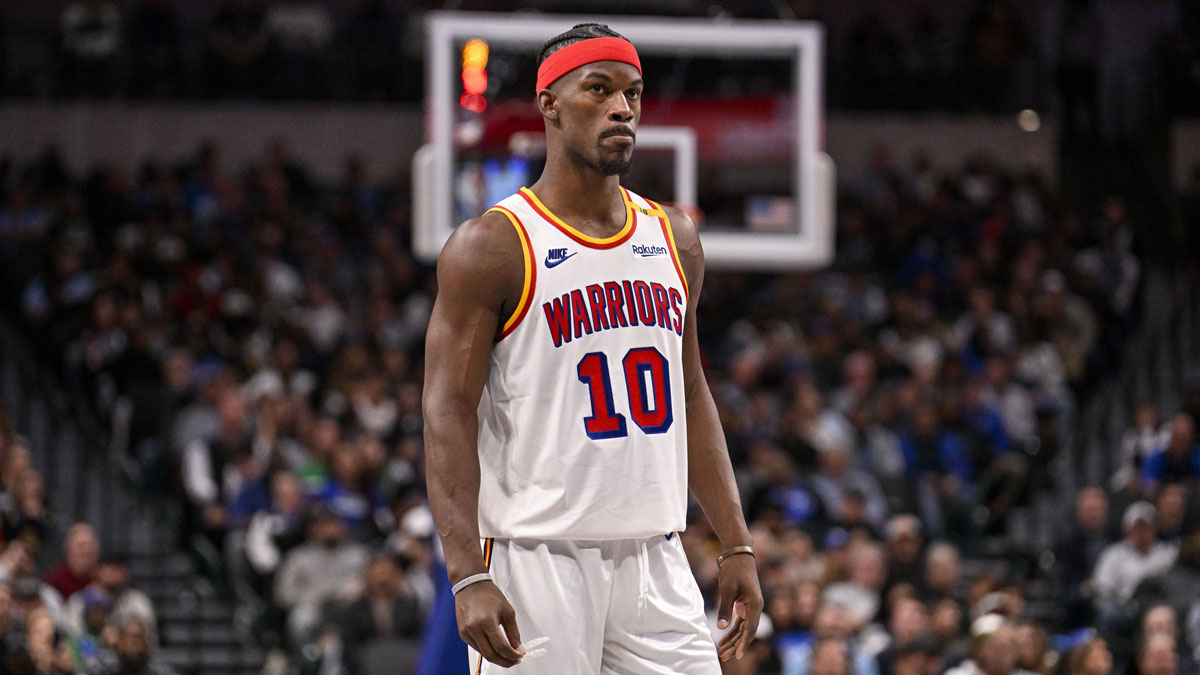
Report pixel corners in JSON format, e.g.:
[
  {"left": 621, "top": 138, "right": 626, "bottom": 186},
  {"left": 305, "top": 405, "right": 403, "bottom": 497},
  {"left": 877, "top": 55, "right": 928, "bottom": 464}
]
[
  {"left": 668, "top": 206, "right": 751, "bottom": 556},
  {"left": 666, "top": 205, "right": 762, "bottom": 660},
  {"left": 422, "top": 212, "right": 527, "bottom": 667},
  {"left": 423, "top": 212, "right": 521, "bottom": 583}
]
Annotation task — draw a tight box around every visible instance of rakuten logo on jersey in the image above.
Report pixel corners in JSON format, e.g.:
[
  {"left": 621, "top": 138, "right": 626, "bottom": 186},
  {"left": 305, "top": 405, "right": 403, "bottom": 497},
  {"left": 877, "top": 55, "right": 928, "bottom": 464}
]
[{"left": 631, "top": 244, "right": 668, "bottom": 258}]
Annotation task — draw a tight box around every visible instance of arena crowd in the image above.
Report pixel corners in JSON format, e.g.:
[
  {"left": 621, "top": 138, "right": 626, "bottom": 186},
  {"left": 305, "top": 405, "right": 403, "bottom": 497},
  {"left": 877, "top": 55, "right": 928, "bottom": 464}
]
[{"left": 0, "top": 124, "right": 1197, "bottom": 675}]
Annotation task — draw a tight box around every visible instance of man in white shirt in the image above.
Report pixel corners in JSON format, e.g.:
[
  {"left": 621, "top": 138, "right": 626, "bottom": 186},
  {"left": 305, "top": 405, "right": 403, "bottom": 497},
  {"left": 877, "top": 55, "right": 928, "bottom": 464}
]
[{"left": 1091, "top": 501, "right": 1177, "bottom": 620}]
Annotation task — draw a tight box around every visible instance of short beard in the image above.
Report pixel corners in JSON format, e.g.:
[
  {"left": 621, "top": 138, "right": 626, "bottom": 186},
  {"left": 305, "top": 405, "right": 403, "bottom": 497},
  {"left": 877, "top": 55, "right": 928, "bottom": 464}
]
[{"left": 595, "top": 155, "right": 632, "bottom": 176}]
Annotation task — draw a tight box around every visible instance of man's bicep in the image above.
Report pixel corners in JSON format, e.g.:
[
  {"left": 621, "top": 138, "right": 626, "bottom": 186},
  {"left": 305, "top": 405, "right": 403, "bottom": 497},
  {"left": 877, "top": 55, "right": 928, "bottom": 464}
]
[{"left": 424, "top": 219, "right": 521, "bottom": 411}]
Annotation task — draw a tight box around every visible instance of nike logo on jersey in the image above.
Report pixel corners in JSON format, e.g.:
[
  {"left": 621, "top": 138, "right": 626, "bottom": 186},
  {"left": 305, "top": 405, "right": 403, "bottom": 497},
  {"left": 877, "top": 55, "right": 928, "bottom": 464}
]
[{"left": 544, "top": 248, "right": 577, "bottom": 268}]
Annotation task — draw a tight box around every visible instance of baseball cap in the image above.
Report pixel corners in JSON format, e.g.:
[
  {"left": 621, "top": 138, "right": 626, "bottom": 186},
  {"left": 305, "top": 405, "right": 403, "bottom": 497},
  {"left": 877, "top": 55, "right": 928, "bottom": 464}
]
[{"left": 1122, "top": 501, "right": 1157, "bottom": 531}]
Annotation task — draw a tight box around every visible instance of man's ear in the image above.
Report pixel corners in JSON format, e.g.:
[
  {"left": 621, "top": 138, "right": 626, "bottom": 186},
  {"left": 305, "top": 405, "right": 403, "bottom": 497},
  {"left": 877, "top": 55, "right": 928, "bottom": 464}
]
[{"left": 537, "top": 89, "right": 559, "bottom": 121}]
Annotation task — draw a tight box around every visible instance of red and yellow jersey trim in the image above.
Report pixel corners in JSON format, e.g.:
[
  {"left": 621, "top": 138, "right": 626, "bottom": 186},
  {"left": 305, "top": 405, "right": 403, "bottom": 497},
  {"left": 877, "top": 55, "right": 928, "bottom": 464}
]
[
  {"left": 644, "top": 198, "right": 689, "bottom": 298},
  {"left": 482, "top": 537, "right": 495, "bottom": 569},
  {"left": 518, "top": 187, "right": 636, "bottom": 249},
  {"left": 487, "top": 206, "right": 536, "bottom": 342}
]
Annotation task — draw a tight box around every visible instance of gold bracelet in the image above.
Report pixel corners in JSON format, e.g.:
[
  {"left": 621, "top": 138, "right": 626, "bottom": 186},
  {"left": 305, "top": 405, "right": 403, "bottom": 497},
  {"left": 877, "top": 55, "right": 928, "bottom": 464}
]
[{"left": 716, "top": 545, "right": 755, "bottom": 567}]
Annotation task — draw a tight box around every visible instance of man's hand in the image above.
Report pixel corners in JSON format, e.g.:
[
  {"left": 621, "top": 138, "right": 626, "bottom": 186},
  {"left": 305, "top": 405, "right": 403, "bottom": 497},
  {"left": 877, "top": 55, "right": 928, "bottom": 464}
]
[
  {"left": 455, "top": 581, "right": 526, "bottom": 668},
  {"left": 714, "top": 554, "right": 763, "bottom": 662}
]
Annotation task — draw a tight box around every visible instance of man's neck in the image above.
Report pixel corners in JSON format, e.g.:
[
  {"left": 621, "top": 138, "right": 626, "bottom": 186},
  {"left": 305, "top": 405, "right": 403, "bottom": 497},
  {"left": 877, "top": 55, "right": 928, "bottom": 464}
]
[{"left": 528, "top": 158, "right": 626, "bottom": 238}]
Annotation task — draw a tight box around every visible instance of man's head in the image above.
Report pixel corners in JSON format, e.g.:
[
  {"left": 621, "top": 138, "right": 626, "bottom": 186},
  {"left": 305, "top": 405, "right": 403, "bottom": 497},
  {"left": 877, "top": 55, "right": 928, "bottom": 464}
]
[
  {"left": 65, "top": 522, "right": 100, "bottom": 576},
  {"left": 1075, "top": 487, "right": 1108, "bottom": 532},
  {"left": 1137, "top": 632, "right": 1178, "bottom": 675},
  {"left": 810, "top": 637, "right": 851, "bottom": 675},
  {"left": 95, "top": 554, "right": 129, "bottom": 595},
  {"left": 536, "top": 24, "right": 642, "bottom": 177},
  {"left": 1123, "top": 501, "right": 1158, "bottom": 553},
  {"left": 114, "top": 617, "right": 152, "bottom": 671},
  {"left": 923, "top": 542, "right": 961, "bottom": 596}
]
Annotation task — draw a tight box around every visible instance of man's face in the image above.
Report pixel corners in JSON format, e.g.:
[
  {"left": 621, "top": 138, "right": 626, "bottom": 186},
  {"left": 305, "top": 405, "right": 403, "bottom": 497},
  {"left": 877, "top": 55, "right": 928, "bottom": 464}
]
[{"left": 550, "top": 60, "right": 642, "bottom": 176}]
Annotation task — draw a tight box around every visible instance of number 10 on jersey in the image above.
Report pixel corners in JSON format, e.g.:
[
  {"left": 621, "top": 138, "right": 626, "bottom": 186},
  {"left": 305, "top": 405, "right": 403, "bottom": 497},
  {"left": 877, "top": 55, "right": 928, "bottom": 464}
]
[{"left": 576, "top": 347, "right": 674, "bottom": 440}]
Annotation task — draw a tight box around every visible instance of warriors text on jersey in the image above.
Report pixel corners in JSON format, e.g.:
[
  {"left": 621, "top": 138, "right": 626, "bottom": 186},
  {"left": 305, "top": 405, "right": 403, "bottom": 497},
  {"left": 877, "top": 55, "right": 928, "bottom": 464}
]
[{"left": 477, "top": 186, "right": 690, "bottom": 540}]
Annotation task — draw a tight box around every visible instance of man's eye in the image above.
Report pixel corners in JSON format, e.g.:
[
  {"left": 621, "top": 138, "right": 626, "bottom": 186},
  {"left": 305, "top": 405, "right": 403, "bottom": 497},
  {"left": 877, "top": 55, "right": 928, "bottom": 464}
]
[
  {"left": 591, "top": 84, "right": 606, "bottom": 93},
  {"left": 627, "top": 89, "right": 641, "bottom": 100}
]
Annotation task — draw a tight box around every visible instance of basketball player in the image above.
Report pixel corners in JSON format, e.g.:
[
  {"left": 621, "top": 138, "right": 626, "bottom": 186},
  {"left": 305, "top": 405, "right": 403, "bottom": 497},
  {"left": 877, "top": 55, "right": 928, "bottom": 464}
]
[{"left": 423, "top": 23, "right": 763, "bottom": 673}]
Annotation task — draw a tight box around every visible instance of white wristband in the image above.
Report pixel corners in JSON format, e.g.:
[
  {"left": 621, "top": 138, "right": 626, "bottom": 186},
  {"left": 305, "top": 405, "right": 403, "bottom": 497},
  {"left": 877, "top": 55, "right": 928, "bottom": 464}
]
[{"left": 451, "top": 572, "right": 493, "bottom": 596}]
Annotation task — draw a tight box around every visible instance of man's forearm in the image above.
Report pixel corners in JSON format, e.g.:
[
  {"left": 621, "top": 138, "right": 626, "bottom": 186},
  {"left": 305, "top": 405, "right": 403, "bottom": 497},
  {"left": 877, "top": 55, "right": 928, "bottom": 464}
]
[
  {"left": 686, "top": 386, "right": 751, "bottom": 549},
  {"left": 425, "top": 407, "right": 487, "bottom": 583}
]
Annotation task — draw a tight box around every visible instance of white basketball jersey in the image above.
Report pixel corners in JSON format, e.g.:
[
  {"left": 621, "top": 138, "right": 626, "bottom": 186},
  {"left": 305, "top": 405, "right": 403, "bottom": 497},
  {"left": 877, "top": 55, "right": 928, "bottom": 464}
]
[{"left": 477, "top": 186, "right": 690, "bottom": 540}]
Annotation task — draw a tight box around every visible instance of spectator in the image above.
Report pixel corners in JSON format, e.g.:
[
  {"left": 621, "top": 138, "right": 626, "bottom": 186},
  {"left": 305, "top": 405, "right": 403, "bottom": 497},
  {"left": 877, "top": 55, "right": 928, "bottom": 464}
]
[
  {"left": 1115, "top": 401, "right": 1169, "bottom": 491},
  {"left": 125, "top": 0, "right": 183, "bottom": 98},
  {"left": 273, "top": 502, "right": 368, "bottom": 650},
  {"left": 823, "top": 541, "right": 888, "bottom": 630},
  {"left": 337, "top": 554, "right": 423, "bottom": 675},
  {"left": 811, "top": 433, "right": 889, "bottom": 532},
  {"left": 883, "top": 515, "right": 925, "bottom": 592},
  {"left": 0, "top": 468, "right": 54, "bottom": 561},
  {"left": 87, "top": 616, "right": 178, "bottom": 675},
  {"left": 64, "top": 555, "right": 157, "bottom": 650},
  {"left": 872, "top": 595, "right": 929, "bottom": 672},
  {"left": 899, "top": 402, "right": 973, "bottom": 543},
  {"left": 921, "top": 542, "right": 962, "bottom": 605},
  {"left": 1136, "top": 632, "right": 1179, "bottom": 675},
  {"left": 1066, "top": 636, "right": 1113, "bottom": 675},
  {"left": 59, "top": 0, "right": 122, "bottom": 97},
  {"left": 1057, "top": 487, "right": 1114, "bottom": 629},
  {"left": 238, "top": 470, "right": 307, "bottom": 596},
  {"left": 264, "top": 0, "right": 333, "bottom": 99},
  {"left": 1091, "top": 502, "right": 1177, "bottom": 623},
  {"left": 181, "top": 388, "right": 257, "bottom": 548},
  {"left": 943, "top": 614, "right": 1035, "bottom": 675},
  {"left": 44, "top": 522, "right": 100, "bottom": 601},
  {"left": 66, "top": 586, "right": 111, "bottom": 671},
  {"left": 1141, "top": 413, "right": 1200, "bottom": 493}
]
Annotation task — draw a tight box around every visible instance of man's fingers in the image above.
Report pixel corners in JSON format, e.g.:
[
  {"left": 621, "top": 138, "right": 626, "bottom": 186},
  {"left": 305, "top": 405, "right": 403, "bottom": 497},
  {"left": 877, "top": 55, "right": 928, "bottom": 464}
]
[
  {"left": 482, "top": 622, "right": 525, "bottom": 665},
  {"left": 715, "top": 582, "right": 737, "bottom": 629},
  {"left": 500, "top": 606, "right": 524, "bottom": 653}
]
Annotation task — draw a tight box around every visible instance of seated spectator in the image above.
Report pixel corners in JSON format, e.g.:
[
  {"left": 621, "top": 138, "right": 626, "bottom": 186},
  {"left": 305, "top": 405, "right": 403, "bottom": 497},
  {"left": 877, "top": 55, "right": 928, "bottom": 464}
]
[
  {"left": 1114, "top": 401, "right": 1168, "bottom": 491},
  {"left": 1155, "top": 484, "right": 1190, "bottom": 543},
  {"left": 1091, "top": 502, "right": 1177, "bottom": 625},
  {"left": 240, "top": 471, "right": 308, "bottom": 594},
  {"left": 264, "top": 0, "right": 333, "bottom": 99},
  {"left": 1065, "top": 636, "right": 1113, "bottom": 675},
  {"left": 1012, "top": 621, "right": 1050, "bottom": 674},
  {"left": 44, "top": 522, "right": 100, "bottom": 601},
  {"left": 312, "top": 440, "right": 385, "bottom": 541},
  {"left": 59, "top": 0, "right": 122, "bottom": 97},
  {"left": 66, "top": 586, "right": 111, "bottom": 671},
  {"left": 823, "top": 541, "right": 888, "bottom": 631},
  {"left": 0, "top": 468, "right": 54, "bottom": 562},
  {"left": 1136, "top": 631, "right": 1179, "bottom": 675},
  {"left": 1141, "top": 413, "right": 1200, "bottom": 494},
  {"left": 811, "top": 432, "right": 889, "bottom": 533},
  {"left": 64, "top": 555, "right": 157, "bottom": 649},
  {"left": 273, "top": 502, "right": 368, "bottom": 650},
  {"left": 883, "top": 515, "right": 925, "bottom": 592},
  {"left": 87, "top": 616, "right": 178, "bottom": 675},
  {"left": 898, "top": 401, "right": 973, "bottom": 543},
  {"left": 871, "top": 595, "right": 929, "bottom": 671},
  {"left": 337, "top": 554, "right": 423, "bottom": 675},
  {"left": 1056, "top": 487, "right": 1113, "bottom": 629},
  {"left": 182, "top": 388, "right": 257, "bottom": 549},
  {"left": 921, "top": 542, "right": 962, "bottom": 605},
  {"left": 943, "top": 614, "right": 1036, "bottom": 675}
]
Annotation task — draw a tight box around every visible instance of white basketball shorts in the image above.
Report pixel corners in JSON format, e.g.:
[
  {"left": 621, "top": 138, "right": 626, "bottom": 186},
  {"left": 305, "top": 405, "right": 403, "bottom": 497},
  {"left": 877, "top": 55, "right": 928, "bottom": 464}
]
[{"left": 466, "top": 533, "right": 721, "bottom": 674}]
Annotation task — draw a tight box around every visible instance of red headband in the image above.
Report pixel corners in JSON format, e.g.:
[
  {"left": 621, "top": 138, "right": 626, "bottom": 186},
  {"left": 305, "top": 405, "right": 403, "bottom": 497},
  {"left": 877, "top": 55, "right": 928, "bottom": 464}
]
[{"left": 536, "top": 37, "right": 642, "bottom": 93}]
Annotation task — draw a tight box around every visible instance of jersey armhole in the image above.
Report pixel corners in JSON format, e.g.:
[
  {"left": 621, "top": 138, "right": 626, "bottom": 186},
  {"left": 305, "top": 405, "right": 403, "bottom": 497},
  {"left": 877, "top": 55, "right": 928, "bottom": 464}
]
[
  {"left": 487, "top": 206, "right": 537, "bottom": 341},
  {"left": 644, "top": 198, "right": 689, "bottom": 298}
]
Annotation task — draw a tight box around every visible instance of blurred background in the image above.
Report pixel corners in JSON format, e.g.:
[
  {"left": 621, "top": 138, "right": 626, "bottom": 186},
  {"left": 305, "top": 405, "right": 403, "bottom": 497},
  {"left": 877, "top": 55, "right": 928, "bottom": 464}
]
[{"left": 1, "top": 1, "right": 1199, "bottom": 674}]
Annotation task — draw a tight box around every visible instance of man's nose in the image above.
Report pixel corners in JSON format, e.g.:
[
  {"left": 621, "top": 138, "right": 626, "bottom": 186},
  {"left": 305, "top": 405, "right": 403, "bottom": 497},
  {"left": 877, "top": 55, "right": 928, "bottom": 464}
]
[{"left": 608, "top": 94, "right": 633, "bottom": 123}]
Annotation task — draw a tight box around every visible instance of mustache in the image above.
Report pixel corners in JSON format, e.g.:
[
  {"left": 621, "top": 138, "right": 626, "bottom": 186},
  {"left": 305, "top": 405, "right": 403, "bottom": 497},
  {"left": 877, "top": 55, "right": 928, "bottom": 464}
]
[{"left": 600, "top": 126, "right": 636, "bottom": 140}]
